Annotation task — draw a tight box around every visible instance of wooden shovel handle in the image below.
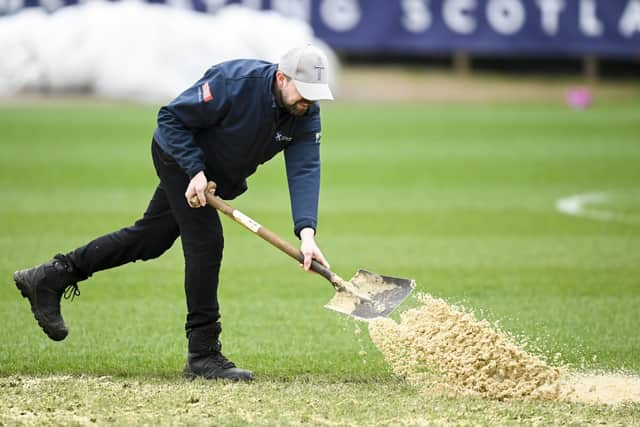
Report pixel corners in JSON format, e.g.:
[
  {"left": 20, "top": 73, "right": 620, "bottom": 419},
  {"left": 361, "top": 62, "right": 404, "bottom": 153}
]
[{"left": 191, "top": 182, "right": 334, "bottom": 283}]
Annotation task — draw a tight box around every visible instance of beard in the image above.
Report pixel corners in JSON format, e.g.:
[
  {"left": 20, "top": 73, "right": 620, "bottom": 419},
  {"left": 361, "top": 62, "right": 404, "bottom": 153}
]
[
  {"left": 286, "top": 102, "right": 309, "bottom": 116},
  {"left": 275, "top": 87, "right": 310, "bottom": 116}
]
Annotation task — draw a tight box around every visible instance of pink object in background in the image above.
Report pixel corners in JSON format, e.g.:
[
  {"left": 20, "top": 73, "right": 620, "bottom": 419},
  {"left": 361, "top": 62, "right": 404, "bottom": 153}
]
[{"left": 565, "top": 87, "right": 593, "bottom": 110}]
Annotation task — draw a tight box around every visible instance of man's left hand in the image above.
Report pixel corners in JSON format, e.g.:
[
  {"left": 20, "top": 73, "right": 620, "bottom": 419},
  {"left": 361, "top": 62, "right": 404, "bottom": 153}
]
[{"left": 299, "top": 227, "right": 330, "bottom": 272}]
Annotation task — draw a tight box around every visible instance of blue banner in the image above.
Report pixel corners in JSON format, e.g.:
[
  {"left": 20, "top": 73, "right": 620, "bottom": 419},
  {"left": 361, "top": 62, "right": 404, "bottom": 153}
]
[{"left": 4, "top": 0, "right": 640, "bottom": 58}]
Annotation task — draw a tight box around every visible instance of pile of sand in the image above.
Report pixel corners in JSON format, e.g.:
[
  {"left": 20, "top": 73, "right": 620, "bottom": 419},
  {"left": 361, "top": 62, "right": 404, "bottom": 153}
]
[{"left": 368, "top": 294, "right": 640, "bottom": 405}]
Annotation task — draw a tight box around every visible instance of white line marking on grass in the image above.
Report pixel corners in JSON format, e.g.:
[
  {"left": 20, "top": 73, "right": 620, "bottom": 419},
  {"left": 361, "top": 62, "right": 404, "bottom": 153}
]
[{"left": 556, "top": 192, "right": 640, "bottom": 224}]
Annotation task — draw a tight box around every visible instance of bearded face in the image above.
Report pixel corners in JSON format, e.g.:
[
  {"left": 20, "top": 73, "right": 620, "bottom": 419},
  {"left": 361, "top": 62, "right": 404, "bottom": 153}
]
[{"left": 275, "top": 74, "right": 314, "bottom": 116}]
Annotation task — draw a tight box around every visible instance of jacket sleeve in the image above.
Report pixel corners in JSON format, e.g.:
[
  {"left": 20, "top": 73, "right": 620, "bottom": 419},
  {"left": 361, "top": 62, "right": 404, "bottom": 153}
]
[
  {"left": 154, "top": 68, "right": 228, "bottom": 178},
  {"left": 284, "top": 107, "right": 322, "bottom": 238}
]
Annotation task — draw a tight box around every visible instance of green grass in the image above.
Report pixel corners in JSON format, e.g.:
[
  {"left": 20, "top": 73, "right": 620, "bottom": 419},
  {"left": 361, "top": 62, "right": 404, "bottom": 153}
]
[{"left": 0, "top": 100, "right": 639, "bottom": 425}]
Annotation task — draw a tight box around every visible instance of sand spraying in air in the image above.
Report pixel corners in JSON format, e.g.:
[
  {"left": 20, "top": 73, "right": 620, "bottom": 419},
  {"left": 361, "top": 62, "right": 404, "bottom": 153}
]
[{"left": 368, "top": 294, "right": 640, "bottom": 405}]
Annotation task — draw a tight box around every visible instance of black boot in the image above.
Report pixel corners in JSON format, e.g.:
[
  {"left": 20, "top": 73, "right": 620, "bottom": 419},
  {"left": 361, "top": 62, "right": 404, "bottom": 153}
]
[
  {"left": 13, "top": 254, "right": 83, "bottom": 341},
  {"left": 183, "top": 323, "right": 254, "bottom": 382}
]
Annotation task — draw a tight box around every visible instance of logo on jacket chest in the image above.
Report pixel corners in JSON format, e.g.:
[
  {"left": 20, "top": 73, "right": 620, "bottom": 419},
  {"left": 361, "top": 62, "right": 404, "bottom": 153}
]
[{"left": 274, "top": 132, "right": 293, "bottom": 143}]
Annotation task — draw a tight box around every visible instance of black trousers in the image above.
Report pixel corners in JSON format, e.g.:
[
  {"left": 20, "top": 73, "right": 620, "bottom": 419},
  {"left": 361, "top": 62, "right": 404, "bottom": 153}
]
[{"left": 67, "top": 141, "right": 223, "bottom": 333}]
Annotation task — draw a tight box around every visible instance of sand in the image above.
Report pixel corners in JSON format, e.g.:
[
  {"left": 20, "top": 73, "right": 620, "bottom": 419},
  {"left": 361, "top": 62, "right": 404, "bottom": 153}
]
[
  {"left": 564, "top": 373, "right": 640, "bottom": 405},
  {"left": 368, "top": 293, "right": 640, "bottom": 406}
]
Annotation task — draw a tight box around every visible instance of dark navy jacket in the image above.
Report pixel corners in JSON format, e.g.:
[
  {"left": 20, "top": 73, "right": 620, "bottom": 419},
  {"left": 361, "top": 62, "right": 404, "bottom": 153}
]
[{"left": 153, "top": 60, "right": 322, "bottom": 237}]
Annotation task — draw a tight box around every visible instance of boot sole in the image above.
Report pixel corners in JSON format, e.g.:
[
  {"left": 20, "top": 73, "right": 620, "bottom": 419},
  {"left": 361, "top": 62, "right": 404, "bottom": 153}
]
[
  {"left": 13, "top": 270, "right": 68, "bottom": 341},
  {"left": 183, "top": 367, "right": 254, "bottom": 382}
]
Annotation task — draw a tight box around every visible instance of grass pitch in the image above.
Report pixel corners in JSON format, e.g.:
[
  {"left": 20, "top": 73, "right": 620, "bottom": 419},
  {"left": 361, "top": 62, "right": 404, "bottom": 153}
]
[{"left": 0, "top": 98, "right": 639, "bottom": 425}]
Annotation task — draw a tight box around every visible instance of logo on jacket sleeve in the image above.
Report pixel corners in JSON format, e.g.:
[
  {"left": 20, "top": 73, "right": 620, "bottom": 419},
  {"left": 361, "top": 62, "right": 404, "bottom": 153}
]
[
  {"left": 201, "top": 81, "right": 213, "bottom": 103},
  {"left": 274, "top": 132, "right": 293, "bottom": 143}
]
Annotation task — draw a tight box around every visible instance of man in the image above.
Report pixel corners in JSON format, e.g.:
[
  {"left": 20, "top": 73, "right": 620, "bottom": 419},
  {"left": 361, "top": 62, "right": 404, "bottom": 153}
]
[{"left": 13, "top": 44, "right": 334, "bottom": 382}]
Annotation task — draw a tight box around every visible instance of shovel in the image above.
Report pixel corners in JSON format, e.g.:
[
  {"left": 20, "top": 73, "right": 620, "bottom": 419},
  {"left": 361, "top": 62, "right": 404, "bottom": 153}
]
[{"left": 192, "top": 182, "right": 415, "bottom": 321}]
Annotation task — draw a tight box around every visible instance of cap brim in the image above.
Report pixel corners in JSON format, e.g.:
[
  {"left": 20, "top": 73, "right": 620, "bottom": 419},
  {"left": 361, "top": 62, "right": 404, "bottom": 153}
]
[{"left": 293, "top": 80, "right": 334, "bottom": 101}]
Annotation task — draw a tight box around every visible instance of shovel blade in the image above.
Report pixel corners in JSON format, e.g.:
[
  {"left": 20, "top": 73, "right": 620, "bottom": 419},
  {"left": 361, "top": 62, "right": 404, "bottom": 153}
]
[{"left": 325, "top": 269, "right": 416, "bottom": 321}]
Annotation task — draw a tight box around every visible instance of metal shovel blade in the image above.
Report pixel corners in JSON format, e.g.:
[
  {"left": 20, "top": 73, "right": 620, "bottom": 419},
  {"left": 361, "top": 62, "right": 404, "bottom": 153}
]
[{"left": 325, "top": 269, "right": 416, "bottom": 320}]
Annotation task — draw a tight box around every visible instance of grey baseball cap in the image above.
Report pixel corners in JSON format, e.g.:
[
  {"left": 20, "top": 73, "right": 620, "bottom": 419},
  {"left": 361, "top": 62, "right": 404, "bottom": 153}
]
[{"left": 278, "top": 45, "right": 334, "bottom": 101}]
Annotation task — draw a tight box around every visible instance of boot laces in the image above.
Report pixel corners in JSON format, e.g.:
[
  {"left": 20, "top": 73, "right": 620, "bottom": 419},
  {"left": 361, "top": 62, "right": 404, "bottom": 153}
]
[
  {"left": 212, "top": 352, "right": 236, "bottom": 370},
  {"left": 63, "top": 283, "right": 80, "bottom": 301},
  {"left": 52, "top": 254, "right": 81, "bottom": 301},
  {"left": 210, "top": 341, "right": 236, "bottom": 369}
]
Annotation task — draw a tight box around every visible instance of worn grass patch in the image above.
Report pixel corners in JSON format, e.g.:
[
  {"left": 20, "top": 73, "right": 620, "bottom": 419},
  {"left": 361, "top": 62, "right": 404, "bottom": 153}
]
[{"left": 1, "top": 375, "right": 639, "bottom": 426}]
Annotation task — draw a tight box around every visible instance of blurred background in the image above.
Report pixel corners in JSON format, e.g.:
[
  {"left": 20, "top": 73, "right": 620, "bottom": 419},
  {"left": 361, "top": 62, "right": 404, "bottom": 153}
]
[{"left": 1, "top": 0, "right": 639, "bottom": 103}]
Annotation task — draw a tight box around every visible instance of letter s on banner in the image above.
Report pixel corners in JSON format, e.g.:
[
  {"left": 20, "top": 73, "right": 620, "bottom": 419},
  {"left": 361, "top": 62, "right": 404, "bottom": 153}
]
[
  {"left": 443, "top": 0, "right": 477, "bottom": 34},
  {"left": 320, "top": 0, "right": 361, "bottom": 32},
  {"left": 402, "top": 0, "right": 432, "bottom": 33},
  {"left": 487, "top": 0, "right": 526, "bottom": 35}
]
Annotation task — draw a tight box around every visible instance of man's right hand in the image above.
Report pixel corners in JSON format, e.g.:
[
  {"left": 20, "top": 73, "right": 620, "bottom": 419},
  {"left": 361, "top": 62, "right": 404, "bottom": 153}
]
[{"left": 185, "top": 171, "right": 208, "bottom": 208}]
